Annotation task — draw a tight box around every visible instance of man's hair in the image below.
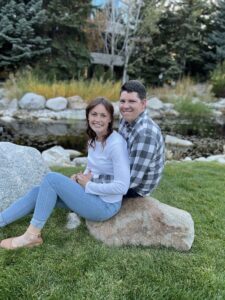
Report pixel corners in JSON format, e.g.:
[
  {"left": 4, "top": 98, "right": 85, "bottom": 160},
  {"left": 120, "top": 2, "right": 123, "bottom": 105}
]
[{"left": 120, "top": 80, "right": 146, "bottom": 100}]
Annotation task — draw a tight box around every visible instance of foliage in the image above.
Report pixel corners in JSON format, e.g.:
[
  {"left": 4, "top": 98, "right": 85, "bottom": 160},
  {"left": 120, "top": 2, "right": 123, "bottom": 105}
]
[
  {"left": 0, "top": 0, "right": 50, "bottom": 73},
  {"left": 204, "top": 0, "right": 225, "bottom": 71},
  {"left": 1, "top": 162, "right": 225, "bottom": 299},
  {"left": 4, "top": 70, "right": 121, "bottom": 101},
  {"left": 150, "top": 77, "right": 213, "bottom": 103},
  {"left": 36, "top": 0, "right": 92, "bottom": 80},
  {"left": 174, "top": 96, "right": 212, "bottom": 119},
  {"left": 129, "top": 0, "right": 213, "bottom": 85},
  {"left": 210, "top": 60, "right": 225, "bottom": 97}
]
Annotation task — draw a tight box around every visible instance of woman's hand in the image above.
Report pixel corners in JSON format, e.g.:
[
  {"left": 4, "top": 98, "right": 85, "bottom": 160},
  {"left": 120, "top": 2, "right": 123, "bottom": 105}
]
[
  {"left": 76, "top": 172, "right": 92, "bottom": 187},
  {"left": 70, "top": 173, "right": 81, "bottom": 182}
]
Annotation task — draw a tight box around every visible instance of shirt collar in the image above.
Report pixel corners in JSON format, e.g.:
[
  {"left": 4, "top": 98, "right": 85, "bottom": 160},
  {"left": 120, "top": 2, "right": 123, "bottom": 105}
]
[{"left": 124, "top": 110, "right": 146, "bottom": 129}]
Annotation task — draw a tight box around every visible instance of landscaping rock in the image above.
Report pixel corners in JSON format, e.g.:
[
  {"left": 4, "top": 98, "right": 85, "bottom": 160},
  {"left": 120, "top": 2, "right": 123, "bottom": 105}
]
[
  {"left": 165, "top": 135, "right": 193, "bottom": 147},
  {"left": 147, "top": 97, "right": 164, "bottom": 110},
  {"left": 0, "top": 142, "right": 49, "bottom": 210},
  {"left": 19, "top": 93, "right": 46, "bottom": 110},
  {"left": 165, "top": 135, "right": 193, "bottom": 160},
  {"left": 65, "top": 212, "right": 81, "bottom": 230},
  {"left": 67, "top": 95, "right": 86, "bottom": 110},
  {"left": 86, "top": 196, "right": 194, "bottom": 251},
  {"left": 0, "top": 98, "right": 10, "bottom": 109},
  {"left": 3, "top": 98, "right": 18, "bottom": 117},
  {"left": 42, "top": 145, "right": 71, "bottom": 167},
  {"left": 72, "top": 157, "right": 87, "bottom": 167},
  {"left": 46, "top": 97, "right": 68, "bottom": 111}
]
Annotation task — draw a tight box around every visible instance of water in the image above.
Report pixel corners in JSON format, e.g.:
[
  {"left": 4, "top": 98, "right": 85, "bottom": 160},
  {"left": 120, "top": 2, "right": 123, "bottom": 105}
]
[{"left": 0, "top": 117, "right": 225, "bottom": 157}]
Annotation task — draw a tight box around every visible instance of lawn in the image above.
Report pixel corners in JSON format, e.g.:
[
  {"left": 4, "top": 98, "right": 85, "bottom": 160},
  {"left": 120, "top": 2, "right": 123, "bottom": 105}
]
[{"left": 0, "top": 162, "right": 225, "bottom": 299}]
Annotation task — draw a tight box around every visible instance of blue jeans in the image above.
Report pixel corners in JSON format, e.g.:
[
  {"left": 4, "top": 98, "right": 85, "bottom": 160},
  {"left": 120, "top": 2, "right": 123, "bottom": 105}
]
[{"left": 0, "top": 172, "right": 121, "bottom": 229}]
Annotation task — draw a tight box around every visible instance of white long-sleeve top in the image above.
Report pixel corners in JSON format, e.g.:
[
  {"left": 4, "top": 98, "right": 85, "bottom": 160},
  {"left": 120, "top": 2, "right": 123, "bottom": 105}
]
[{"left": 85, "top": 131, "right": 130, "bottom": 203}]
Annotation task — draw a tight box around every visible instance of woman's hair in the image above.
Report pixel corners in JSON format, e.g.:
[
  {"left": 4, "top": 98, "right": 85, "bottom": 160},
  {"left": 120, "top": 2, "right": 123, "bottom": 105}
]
[{"left": 86, "top": 97, "right": 114, "bottom": 148}]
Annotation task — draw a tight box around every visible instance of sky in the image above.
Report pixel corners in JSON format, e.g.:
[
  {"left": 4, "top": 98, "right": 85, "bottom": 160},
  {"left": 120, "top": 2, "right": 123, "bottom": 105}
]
[{"left": 92, "top": 0, "right": 121, "bottom": 8}]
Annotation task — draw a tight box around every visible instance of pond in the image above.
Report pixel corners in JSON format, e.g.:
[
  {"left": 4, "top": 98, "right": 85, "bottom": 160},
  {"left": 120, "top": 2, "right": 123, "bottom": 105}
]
[{"left": 0, "top": 117, "right": 225, "bottom": 158}]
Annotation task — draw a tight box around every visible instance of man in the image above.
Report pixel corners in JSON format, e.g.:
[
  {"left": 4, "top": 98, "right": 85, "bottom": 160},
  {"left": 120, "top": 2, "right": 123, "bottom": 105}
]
[{"left": 118, "top": 80, "right": 165, "bottom": 198}]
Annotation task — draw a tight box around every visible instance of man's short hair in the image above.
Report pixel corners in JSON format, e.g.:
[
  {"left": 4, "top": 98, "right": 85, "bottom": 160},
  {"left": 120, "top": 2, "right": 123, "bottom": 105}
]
[{"left": 120, "top": 80, "right": 146, "bottom": 100}]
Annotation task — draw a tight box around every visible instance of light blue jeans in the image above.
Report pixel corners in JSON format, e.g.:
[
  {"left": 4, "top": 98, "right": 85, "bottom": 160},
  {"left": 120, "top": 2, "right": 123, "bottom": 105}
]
[{"left": 0, "top": 172, "right": 121, "bottom": 229}]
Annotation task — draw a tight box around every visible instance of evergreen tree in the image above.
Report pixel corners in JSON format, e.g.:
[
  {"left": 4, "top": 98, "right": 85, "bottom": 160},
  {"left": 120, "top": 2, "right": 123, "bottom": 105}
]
[
  {"left": 0, "top": 0, "right": 50, "bottom": 73},
  {"left": 39, "top": 0, "right": 92, "bottom": 80},
  {"left": 129, "top": 2, "right": 182, "bottom": 85},
  {"left": 204, "top": 0, "right": 225, "bottom": 71},
  {"left": 170, "top": 0, "right": 210, "bottom": 79},
  {"left": 129, "top": 0, "right": 210, "bottom": 85}
]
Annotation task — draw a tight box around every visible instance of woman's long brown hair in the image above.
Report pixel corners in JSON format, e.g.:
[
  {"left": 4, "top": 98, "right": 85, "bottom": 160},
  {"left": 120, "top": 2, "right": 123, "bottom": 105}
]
[{"left": 86, "top": 97, "right": 114, "bottom": 148}]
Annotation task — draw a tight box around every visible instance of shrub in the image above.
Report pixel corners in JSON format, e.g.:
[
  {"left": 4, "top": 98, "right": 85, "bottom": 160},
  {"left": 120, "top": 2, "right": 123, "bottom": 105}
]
[
  {"left": 210, "top": 61, "right": 225, "bottom": 98},
  {"left": 174, "top": 96, "right": 212, "bottom": 119}
]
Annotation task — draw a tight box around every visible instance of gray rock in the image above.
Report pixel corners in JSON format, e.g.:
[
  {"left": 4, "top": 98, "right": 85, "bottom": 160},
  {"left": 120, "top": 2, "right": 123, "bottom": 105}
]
[
  {"left": 67, "top": 95, "right": 86, "bottom": 110},
  {"left": 3, "top": 98, "right": 18, "bottom": 117},
  {"left": 46, "top": 97, "right": 68, "bottom": 111},
  {"left": 42, "top": 146, "right": 71, "bottom": 167},
  {"left": 0, "top": 142, "right": 49, "bottom": 210},
  {"left": 72, "top": 157, "right": 87, "bottom": 167},
  {"left": 165, "top": 135, "right": 193, "bottom": 160},
  {"left": 0, "top": 98, "right": 10, "bottom": 109},
  {"left": 86, "top": 197, "right": 194, "bottom": 251},
  {"left": 147, "top": 97, "right": 164, "bottom": 110},
  {"left": 65, "top": 212, "right": 81, "bottom": 230},
  {"left": 165, "top": 135, "right": 193, "bottom": 147},
  {"left": 19, "top": 93, "right": 46, "bottom": 110}
]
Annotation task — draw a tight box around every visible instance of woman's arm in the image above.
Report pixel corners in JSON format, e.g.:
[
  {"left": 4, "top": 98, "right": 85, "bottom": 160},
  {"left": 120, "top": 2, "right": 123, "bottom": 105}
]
[{"left": 85, "top": 140, "right": 130, "bottom": 196}]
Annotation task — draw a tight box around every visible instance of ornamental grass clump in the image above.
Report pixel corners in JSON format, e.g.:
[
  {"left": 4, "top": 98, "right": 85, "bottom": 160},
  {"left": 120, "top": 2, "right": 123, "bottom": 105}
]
[{"left": 4, "top": 70, "right": 121, "bottom": 102}]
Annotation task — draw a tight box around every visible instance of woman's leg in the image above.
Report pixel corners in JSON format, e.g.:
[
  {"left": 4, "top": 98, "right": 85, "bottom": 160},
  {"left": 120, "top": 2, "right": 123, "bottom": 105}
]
[
  {"left": 31, "top": 172, "right": 121, "bottom": 229},
  {"left": 0, "top": 186, "right": 40, "bottom": 227},
  {"left": 0, "top": 172, "right": 121, "bottom": 249}
]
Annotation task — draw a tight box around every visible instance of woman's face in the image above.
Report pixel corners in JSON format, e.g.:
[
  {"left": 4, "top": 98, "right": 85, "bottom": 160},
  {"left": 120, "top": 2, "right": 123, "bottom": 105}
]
[{"left": 88, "top": 104, "right": 112, "bottom": 140}]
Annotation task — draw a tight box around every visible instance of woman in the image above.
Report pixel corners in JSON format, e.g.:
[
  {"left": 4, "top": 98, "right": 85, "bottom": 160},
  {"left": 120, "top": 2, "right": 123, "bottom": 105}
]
[{"left": 0, "top": 97, "right": 130, "bottom": 249}]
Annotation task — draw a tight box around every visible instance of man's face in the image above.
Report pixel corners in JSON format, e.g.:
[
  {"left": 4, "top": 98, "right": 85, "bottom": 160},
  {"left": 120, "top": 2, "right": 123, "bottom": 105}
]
[{"left": 119, "top": 91, "right": 146, "bottom": 123}]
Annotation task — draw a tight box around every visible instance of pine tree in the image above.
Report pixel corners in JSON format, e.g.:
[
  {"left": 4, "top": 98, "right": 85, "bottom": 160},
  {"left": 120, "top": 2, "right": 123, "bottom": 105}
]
[
  {"left": 39, "top": 0, "right": 92, "bottom": 80},
  {"left": 129, "top": 2, "right": 182, "bottom": 85},
  {"left": 0, "top": 0, "right": 50, "bottom": 72},
  {"left": 171, "top": 0, "right": 211, "bottom": 79},
  {"left": 205, "top": 0, "right": 225, "bottom": 70},
  {"left": 129, "top": 0, "right": 210, "bottom": 85}
]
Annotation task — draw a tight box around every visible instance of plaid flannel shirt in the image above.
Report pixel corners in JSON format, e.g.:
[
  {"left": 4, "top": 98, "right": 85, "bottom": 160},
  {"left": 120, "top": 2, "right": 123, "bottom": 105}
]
[{"left": 119, "top": 110, "right": 165, "bottom": 196}]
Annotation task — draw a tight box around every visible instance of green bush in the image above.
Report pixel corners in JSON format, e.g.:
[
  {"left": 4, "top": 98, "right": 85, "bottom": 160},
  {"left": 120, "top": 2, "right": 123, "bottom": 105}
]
[
  {"left": 210, "top": 61, "right": 225, "bottom": 97},
  {"left": 174, "top": 96, "right": 212, "bottom": 119}
]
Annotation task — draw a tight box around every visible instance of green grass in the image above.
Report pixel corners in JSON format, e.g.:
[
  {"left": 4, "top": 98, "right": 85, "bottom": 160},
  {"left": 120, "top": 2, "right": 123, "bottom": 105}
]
[{"left": 1, "top": 162, "right": 225, "bottom": 299}]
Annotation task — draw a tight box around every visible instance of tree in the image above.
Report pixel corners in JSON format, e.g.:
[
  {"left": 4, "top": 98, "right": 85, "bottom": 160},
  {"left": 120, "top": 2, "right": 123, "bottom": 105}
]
[
  {"left": 88, "top": 0, "right": 145, "bottom": 82},
  {"left": 204, "top": 0, "right": 225, "bottom": 71},
  {"left": 170, "top": 0, "right": 211, "bottom": 79},
  {"left": 38, "top": 0, "right": 92, "bottom": 80},
  {"left": 129, "top": 0, "right": 211, "bottom": 85},
  {"left": 128, "top": 1, "right": 179, "bottom": 85},
  {"left": 0, "top": 0, "right": 50, "bottom": 73}
]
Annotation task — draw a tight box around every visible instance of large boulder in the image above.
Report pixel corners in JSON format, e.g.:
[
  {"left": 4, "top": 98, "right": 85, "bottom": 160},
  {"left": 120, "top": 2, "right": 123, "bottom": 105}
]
[
  {"left": 0, "top": 142, "right": 49, "bottom": 210},
  {"left": 19, "top": 93, "right": 46, "bottom": 110},
  {"left": 46, "top": 97, "right": 68, "bottom": 111},
  {"left": 86, "top": 197, "right": 194, "bottom": 251}
]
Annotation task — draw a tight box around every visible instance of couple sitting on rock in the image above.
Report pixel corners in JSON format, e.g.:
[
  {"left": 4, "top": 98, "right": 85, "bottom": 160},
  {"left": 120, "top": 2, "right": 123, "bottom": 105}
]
[{"left": 0, "top": 80, "right": 165, "bottom": 250}]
